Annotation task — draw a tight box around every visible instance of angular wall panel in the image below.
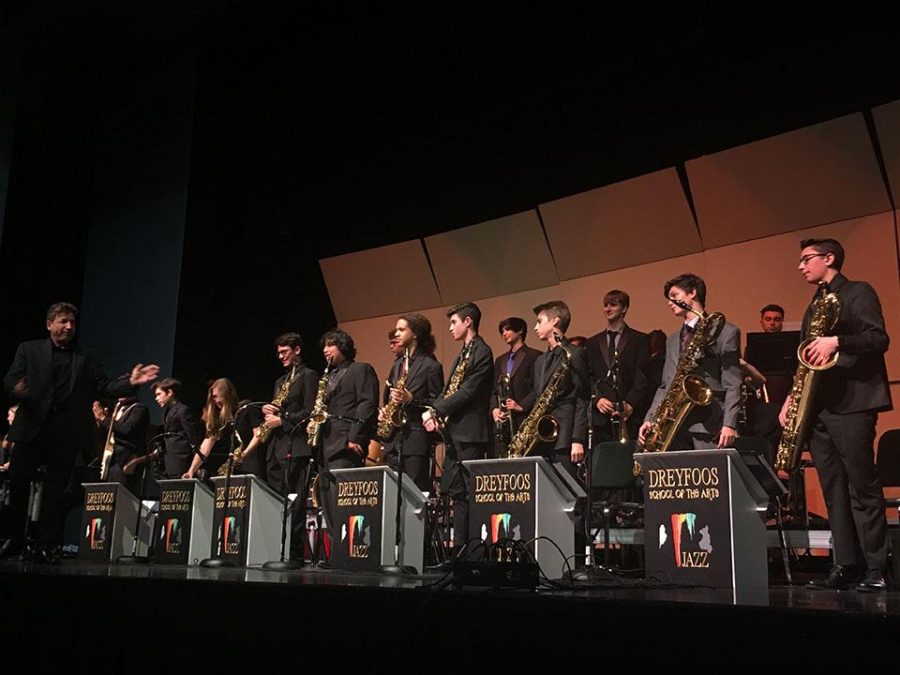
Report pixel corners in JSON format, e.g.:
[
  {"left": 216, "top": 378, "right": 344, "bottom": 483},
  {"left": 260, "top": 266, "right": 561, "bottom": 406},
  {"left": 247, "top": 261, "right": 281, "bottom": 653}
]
[
  {"left": 424, "top": 210, "right": 558, "bottom": 306},
  {"left": 540, "top": 168, "right": 701, "bottom": 280},
  {"left": 320, "top": 240, "right": 441, "bottom": 322},
  {"left": 873, "top": 100, "right": 900, "bottom": 201},
  {"left": 687, "top": 114, "right": 891, "bottom": 248}
]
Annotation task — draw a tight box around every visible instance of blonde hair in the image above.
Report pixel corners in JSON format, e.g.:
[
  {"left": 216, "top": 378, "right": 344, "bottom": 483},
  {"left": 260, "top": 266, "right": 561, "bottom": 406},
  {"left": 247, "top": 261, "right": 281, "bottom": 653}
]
[{"left": 202, "top": 378, "right": 239, "bottom": 439}]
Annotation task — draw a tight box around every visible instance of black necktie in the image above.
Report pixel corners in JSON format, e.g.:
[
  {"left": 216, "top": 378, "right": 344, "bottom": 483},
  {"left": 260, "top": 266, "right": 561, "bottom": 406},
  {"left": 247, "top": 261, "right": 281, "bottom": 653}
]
[
  {"left": 607, "top": 331, "right": 618, "bottom": 363},
  {"left": 680, "top": 324, "right": 694, "bottom": 355}
]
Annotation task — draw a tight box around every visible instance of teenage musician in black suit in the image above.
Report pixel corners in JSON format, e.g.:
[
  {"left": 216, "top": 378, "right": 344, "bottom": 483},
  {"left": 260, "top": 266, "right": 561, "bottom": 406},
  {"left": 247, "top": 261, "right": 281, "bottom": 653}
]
[
  {"left": 379, "top": 314, "right": 444, "bottom": 493},
  {"left": 308, "top": 329, "right": 379, "bottom": 547},
  {"left": 92, "top": 394, "right": 149, "bottom": 490},
  {"left": 153, "top": 377, "right": 203, "bottom": 479},
  {"left": 585, "top": 290, "right": 650, "bottom": 443},
  {"left": 489, "top": 317, "right": 540, "bottom": 456},
  {"left": 423, "top": 302, "right": 494, "bottom": 550},
  {"left": 782, "top": 238, "right": 892, "bottom": 592},
  {"left": 0, "top": 302, "right": 159, "bottom": 559}
]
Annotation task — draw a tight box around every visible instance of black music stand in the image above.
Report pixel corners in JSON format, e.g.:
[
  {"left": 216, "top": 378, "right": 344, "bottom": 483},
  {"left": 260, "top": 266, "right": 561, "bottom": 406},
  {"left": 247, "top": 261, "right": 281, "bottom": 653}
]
[
  {"left": 116, "top": 434, "right": 167, "bottom": 565},
  {"left": 380, "top": 400, "right": 417, "bottom": 575},
  {"left": 589, "top": 440, "right": 641, "bottom": 570}
]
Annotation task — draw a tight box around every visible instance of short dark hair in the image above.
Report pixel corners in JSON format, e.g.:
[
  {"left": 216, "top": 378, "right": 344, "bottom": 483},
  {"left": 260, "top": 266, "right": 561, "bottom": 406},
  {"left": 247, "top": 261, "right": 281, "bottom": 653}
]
[
  {"left": 154, "top": 377, "right": 182, "bottom": 398},
  {"left": 603, "top": 290, "right": 630, "bottom": 310},
  {"left": 760, "top": 304, "right": 785, "bottom": 317},
  {"left": 47, "top": 302, "right": 78, "bottom": 322},
  {"left": 800, "top": 238, "right": 844, "bottom": 271},
  {"left": 664, "top": 273, "right": 707, "bottom": 307},
  {"left": 447, "top": 302, "right": 481, "bottom": 332},
  {"left": 320, "top": 329, "right": 357, "bottom": 361},
  {"left": 533, "top": 300, "right": 571, "bottom": 333},
  {"left": 274, "top": 332, "right": 302, "bottom": 350},
  {"left": 388, "top": 329, "right": 399, "bottom": 342},
  {"left": 498, "top": 317, "right": 527, "bottom": 338}
]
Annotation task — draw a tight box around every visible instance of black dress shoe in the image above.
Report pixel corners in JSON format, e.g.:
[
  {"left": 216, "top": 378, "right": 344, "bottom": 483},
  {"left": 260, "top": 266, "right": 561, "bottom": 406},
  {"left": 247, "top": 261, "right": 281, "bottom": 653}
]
[
  {"left": 806, "top": 564, "right": 861, "bottom": 590},
  {"left": 856, "top": 569, "right": 888, "bottom": 593}
]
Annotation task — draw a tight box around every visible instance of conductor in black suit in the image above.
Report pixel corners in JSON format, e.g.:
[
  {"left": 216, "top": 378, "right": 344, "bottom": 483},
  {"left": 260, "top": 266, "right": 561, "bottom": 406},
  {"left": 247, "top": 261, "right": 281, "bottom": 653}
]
[
  {"left": 0, "top": 302, "right": 159, "bottom": 559},
  {"left": 423, "top": 302, "right": 494, "bottom": 550},
  {"left": 489, "top": 317, "right": 540, "bottom": 456},
  {"left": 781, "top": 238, "right": 893, "bottom": 592},
  {"left": 309, "top": 329, "right": 379, "bottom": 546},
  {"left": 585, "top": 290, "right": 650, "bottom": 443}
]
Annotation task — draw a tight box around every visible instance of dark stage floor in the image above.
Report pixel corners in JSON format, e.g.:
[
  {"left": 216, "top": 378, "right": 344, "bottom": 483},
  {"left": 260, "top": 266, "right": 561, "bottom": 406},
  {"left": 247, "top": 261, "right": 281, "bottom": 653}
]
[{"left": 2, "top": 556, "right": 899, "bottom": 671}]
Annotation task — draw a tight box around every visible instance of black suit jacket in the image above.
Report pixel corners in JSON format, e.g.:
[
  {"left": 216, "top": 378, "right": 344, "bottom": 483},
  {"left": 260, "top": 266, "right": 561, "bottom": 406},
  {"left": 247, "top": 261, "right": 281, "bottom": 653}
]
[
  {"left": 489, "top": 345, "right": 540, "bottom": 432},
  {"left": 162, "top": 400, "right": 203, "bottom": 478},
  {"left": 267, "top": 364, "right": 319, "bottom": 459},
  {"left": 382, "top": 351, "right": 444, "bottom": 456},
  {"left": 805, "top": 273, "right": 892, "bottom": 414},
  {"left": 585, "top": 325, "right": 650, "bottom": 430},
  {"left": 3, "top": 339, "right": 135, "bottom": 459},
  {"left": 321, "top": 361, "right": 379, "bottom": 461},
  {"left": 98, "top": 401, "right": 149, "bottom": 464},
  {"left": 530, "top": 342, "right": 590, "bottom": 451},
  {"left": 432, "top": 336, "right": 494, "bottom": 445}
]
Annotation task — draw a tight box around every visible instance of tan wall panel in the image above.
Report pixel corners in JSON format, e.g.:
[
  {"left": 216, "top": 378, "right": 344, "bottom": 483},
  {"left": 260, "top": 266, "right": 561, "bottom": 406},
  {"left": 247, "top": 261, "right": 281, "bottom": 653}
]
[
  {"left": 424, "top": 210, "right": 558, "bottom": 305},
  {"left": 540, "top": 168, "right": 701, "bottom": 280},
  {"left": 688, "top": 114, "right": 891, "bottom": 248},
  {"left": 320, "top": 240, "right": 441, "bottom": 322},
  {"left": 873, "top": 100, "right": 900, "bottom": 198}
]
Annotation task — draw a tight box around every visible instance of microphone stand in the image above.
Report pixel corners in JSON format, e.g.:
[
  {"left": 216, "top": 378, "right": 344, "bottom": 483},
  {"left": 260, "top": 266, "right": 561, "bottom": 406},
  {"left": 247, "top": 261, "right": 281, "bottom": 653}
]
[
  {"left": 380, "top": 399, "right": 416, "bottom": 575},
  {"left": 201, "top": 420, "right": 240, "bottom": 568},
  {"left": 117, "top": 434, "right": 168, "bottom": 565},
  {"left": 263, "top": 417, "right": 308, "bottom": 570},
  {"left": 569, "top": 386, "right": 598, "bottom": 581}
]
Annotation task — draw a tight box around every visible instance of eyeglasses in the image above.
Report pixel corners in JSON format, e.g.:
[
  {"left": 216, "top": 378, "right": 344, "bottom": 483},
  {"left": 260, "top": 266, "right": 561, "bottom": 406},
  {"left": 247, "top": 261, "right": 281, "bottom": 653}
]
[{"left": 799, "top": 253, "right": 828, "bottom": 265}]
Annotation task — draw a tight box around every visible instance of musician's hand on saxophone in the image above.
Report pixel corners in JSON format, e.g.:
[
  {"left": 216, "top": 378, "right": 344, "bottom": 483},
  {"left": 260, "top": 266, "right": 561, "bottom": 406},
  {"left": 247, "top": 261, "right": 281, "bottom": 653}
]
[
  {"left": 422, "top": 408, "right": 440, "bottom": 433},
  {"left": 778, "top": 395, "right": 790, "bottom": 428},
  {"left": 803, "top": 336, "right": 839, "bottom": 367},
  {"left": 263, "top": 412, "right": 282, "bottom": 429},
  {"left": 262, "top": 403, "right": 281, "bottom": 416},
  {"left": 596, "top": 397, "right": 616, "bottom": 414},
  {"left": 638, "top": 420, "right": 651, "bottom": 445},
  {"left": 389, "top": 385, "right": 412, "bottom": 405}
]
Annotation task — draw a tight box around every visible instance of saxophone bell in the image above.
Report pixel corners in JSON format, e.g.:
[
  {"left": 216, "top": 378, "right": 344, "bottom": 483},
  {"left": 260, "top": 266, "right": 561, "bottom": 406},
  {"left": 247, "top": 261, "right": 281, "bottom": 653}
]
[{"left": 535, "top": 414, "right": 560, "bottom": 443}]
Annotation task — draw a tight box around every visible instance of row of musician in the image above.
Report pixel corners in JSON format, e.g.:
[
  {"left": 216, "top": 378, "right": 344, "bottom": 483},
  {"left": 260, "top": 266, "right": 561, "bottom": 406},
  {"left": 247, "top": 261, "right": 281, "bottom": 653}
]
[{"left": 71, "top": 272, "right": 819, "bottom": 553}]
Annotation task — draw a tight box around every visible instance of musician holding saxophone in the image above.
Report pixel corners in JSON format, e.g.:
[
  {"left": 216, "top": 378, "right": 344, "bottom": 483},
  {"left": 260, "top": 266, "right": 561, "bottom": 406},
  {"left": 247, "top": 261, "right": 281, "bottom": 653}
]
[
  {"left": 585, "top": 290, "right": 650, "bottom": 444},
  {"left": 638, "top": 274, "right": 742, "bottom": 451},
  {"left": 309, "top": 329, "right": 379, "bottom": 546},
  {"left": 92, "top": 394, "right": 148, "bottom": 489},
  {"left": 423, "top": 302, "right": 493, "bottom": 550},
  {"left": 379, "top": 314, "right": 443, "bottom": 493},
  {"left": 782, "top": 239, "right": 891, "bottom": 592},
  {"left": 489, "top": 317, "right": 540, "bottom": 457}
]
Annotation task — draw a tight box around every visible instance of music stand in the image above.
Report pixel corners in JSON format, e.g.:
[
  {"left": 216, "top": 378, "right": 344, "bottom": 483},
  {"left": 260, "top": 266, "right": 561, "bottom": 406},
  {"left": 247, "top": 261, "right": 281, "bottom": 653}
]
[
  {"left": 590, "top": 440, "right": 641, "bottom": 569},
  {"left": 733, "top": 436, "right": 792, "bottom": 584},
  {"left": 116, "top": 435, "right": 166, "bottom": 564}
]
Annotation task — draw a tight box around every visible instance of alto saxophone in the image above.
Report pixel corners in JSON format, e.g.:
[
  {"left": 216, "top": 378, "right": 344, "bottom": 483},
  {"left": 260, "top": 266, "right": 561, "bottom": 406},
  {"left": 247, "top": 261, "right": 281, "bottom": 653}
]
[
  {"left": 255, "top": 366, "right": 296, "bottom": 443},
  {"left": 774, "top": 283, "right": 841, "bottom": 472},
  {"left": 308, "top": 359, "right": 332, "bottom": 448},
  {"left": 638, "top": 305, "right": 725, "bottom": 474},
  {"left": 507, "top": 342, "right": 571, "bottom": 458},
  {"left": 378, "top": 349, "right": 410, "bottom": 440}
]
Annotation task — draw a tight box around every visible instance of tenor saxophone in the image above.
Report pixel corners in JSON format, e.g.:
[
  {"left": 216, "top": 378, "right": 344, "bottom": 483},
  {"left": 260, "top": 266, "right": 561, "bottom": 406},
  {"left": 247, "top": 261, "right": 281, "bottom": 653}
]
[
  {"left": 507, "top": 344, "right": 571, "bottom": 458},
  {"left": 774, "top": 283, "right": 841, "bottom": 472},
  {"left": 255, "top": 366, "right": 296, "bottom": 443},
  {"left": 638, "top": 306, "right": 725, "bottom": 474}
]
